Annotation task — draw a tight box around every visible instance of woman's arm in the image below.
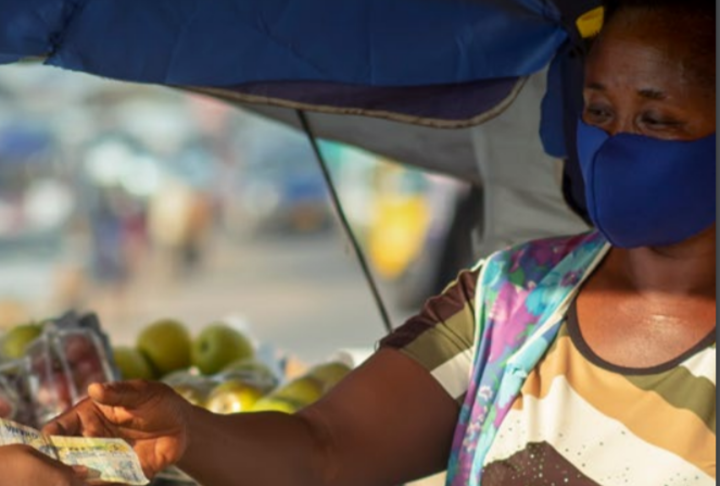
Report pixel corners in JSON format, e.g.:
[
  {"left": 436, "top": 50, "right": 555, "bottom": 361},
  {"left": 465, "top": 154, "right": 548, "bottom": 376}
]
[
  {"left": 47, "top": 269, "right": 479, "bottom": 486},
  {"left": 47, "top": 349, "right": 458, "bottom": 486},
  {"left": 179, "top": 348, "right": 459, "bottom": 486}
]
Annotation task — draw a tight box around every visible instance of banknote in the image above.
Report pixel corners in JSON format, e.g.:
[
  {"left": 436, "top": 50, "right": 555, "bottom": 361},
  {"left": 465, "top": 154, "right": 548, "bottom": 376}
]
[
  {"left": 0, "top": 418, "right": 149, "bottom": 485},
  {"left": 0, "top": 417, "right": 54, "bottom": 455}
]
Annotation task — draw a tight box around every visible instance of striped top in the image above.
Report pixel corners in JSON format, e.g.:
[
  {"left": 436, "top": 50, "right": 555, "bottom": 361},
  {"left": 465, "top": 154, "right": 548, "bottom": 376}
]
[{"left": 380, "top": 270, "right": 717, "bottom": 485}]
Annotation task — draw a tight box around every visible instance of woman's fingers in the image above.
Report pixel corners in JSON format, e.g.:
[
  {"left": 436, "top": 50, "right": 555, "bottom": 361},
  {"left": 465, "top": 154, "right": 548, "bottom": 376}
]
[
  {"left": 88, "top": 380, "right": 157, "bottom": 409},
  {"left": 43, "top": 405, "right": 86, "bottom": 436},
  {"left": 43, "top": 380, "right": 172, "bottom": 437}
]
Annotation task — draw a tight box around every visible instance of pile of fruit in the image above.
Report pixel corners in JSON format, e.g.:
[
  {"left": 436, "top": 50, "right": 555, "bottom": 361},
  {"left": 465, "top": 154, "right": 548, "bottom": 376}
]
[
  {"left": 0, "top": 313, "right": 355, "bottom": 430},
  {"left": 113, "top": 319, "right": 353, "bottom": 415}
]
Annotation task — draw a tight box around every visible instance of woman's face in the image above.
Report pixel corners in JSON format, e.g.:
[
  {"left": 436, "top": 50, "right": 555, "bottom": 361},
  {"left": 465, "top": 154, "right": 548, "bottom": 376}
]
[{"left": 583, "top": 8, "right": 715, "bottom": 140}]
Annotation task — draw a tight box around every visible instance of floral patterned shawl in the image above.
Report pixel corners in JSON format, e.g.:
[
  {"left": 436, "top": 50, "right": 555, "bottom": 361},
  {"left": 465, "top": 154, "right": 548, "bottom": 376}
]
[{"left": 447, "top": 231, "right": 610, "bottom": 486}]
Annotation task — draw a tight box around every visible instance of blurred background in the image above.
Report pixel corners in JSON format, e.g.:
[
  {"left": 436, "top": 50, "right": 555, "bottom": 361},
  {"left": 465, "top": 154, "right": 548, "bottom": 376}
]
[{"left": 0, "top": 63, "right": 475, "bottom": 365}]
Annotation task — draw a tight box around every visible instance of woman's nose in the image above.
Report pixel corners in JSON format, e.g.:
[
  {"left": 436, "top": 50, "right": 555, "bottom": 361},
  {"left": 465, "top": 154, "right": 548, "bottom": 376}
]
[{"left": 604, "top": 116, "right": 638, "bottom": 136}]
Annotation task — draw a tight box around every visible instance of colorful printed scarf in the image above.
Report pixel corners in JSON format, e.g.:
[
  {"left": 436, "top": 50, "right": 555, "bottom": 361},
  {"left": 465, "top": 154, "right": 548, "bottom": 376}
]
[{"left": 447, "top": 231, "right": 610, "bottom": 486}]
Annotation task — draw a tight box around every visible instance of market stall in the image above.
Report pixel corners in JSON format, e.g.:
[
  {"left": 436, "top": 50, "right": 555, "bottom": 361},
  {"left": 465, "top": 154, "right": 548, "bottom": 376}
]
[
  {"left": 0, "top": 312, "right": 363, "bottom": 484},
  {"left": 0, "top": 0, "right": 605, "bottom": 484}
]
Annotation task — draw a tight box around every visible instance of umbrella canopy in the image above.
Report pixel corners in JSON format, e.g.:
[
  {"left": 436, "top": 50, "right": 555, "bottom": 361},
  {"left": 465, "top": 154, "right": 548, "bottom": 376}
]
[
  {"left": 1, "top": 0, "right": 600, "bottom": 131},
  {"left": 0, "top": 0, "right": 602, "bottom": 250}
]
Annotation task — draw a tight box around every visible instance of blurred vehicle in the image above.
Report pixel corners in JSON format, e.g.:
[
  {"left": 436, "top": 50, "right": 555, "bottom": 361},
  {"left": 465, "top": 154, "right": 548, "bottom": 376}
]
[
  {"left": 392, "top": 183, "right": 482, "bottom": 310},
  {"left": 364, "top": 163, "right": 478, "bottom": 310},
  {"left": 366, "top": 165, "right": 433, "bottom": 281}
]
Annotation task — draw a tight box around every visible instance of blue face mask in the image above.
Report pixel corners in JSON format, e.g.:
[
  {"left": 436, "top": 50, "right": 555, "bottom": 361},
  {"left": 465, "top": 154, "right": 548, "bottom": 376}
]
[{"left": 576, "top": 119, "right": 716, "bottom": 248}]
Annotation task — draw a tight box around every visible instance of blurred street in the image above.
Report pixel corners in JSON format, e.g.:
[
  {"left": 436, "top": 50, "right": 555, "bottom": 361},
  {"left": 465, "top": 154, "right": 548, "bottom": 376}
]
[{"left": 93, "top": 230, "right": 413, "bottom": 364}]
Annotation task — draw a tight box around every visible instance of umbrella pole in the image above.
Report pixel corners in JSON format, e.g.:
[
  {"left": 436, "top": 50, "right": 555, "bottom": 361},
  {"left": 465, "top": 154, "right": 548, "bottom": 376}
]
[{"left": 296, "top": 110, "right": 394, "bottom": 335}]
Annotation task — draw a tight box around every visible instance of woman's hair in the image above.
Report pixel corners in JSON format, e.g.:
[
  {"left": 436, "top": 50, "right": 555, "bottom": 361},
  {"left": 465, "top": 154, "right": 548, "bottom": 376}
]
[
  {"left": 601, "top": 0, "right": 716, "bottom": 89},
  {"left": 604, "top": 0, "right": 715, "bottom": 19}
]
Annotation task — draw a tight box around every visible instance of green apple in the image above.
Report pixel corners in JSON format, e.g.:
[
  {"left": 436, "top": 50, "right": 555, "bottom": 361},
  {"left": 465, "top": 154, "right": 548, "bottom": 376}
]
[
  {"left": 191, "top": 324, "right": 254, "bottom": 375},
  {"left": 223, "top": 358, "right": 276, "bottom": 376},
  {"left": 205, "top": 380, "right": 264, "bottom": 414},
  {"left": 137, "top": 319, "right": 192, "bottom": 377},
  {"left": 0, "top": 323, "right": 43, "bottom": 360},
  {"left": 272, "top": 377, "right": 324, "bottom": 406},
  {"left": 306, "top": 362, "right": 352, "bottom": 393},
  {"left": 112, "top": 346, "right": 155, "bottom": 380},
  {"left": 251, "top": 396, "right": 299, "bottom": 414},
  {"left": 249, "top": 376, "right": 323, "bottom": 414}
]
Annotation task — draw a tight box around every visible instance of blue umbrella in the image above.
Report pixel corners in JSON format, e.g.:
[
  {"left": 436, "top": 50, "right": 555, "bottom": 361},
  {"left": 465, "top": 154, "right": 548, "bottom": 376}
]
[
  {"left": 1, "top": 0, "right": 599, "bottom": 129},
  {"left": 0, "top": 0, "right": 603, "bottom": 332}
]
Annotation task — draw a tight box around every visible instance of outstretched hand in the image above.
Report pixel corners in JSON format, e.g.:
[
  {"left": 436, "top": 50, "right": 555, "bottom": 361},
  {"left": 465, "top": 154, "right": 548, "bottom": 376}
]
[{"left": 44, "top": 380, "right": 192, "bottom": 479}]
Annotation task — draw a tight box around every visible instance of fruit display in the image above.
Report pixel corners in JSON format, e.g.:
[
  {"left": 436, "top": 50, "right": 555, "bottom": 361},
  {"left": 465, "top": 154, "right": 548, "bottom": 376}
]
[
  {"left": 109, "top": 317, "right": 355, "bottom": 419},
  {"left": 137, "top": 319, "right": 193, "bottom": 377},
  {"left": 191, "top": 323, "right": 254, "bottom": 375},
  {"left": 112, "top": 346, "right": 155, "bottom": 381},
  {"left": 252, "top": 376, "right": 324, "bottom": 414},
  {"left": 205, "top": 380, "right": 264, "bottom": 414},
  {"left": 0, "top": 323, "right": 43, "bottom": 360},
  {"left": 0, "top": 310, "right": 358, "bottom": 486},
  {"left": 0, "top": 312, "right": 115, "bottom": 427}
]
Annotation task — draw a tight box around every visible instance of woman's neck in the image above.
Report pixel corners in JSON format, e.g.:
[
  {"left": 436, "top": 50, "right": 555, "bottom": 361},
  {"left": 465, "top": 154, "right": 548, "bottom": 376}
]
[{"left": 610, "top": 226, "right": 716, "bottom": 297}]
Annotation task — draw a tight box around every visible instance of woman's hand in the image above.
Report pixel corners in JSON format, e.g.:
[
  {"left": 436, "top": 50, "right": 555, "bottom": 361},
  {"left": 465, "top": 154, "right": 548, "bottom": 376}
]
[
  {"left": 0, "top": 444, "right": 88, "bottom": 486},
  {"left": 43, "top": 380, "right": 192, "bottom": 479}
]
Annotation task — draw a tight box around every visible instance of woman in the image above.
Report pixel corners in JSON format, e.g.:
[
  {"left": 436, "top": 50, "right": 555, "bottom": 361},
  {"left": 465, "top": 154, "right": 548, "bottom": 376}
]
[{"left": 46, "top": 0, "right": 716, "bottom": 485}]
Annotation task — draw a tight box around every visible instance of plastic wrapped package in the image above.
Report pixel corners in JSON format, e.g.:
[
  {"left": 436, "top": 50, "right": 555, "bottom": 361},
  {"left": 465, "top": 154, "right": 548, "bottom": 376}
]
[{"left": 0, "top": 312, "right": 116, "bottom": 427}]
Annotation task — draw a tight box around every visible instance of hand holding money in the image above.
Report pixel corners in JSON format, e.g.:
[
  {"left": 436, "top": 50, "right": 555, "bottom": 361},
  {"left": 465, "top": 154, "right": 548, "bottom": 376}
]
[{"left": 44, "top": 380, "right": 191, "bottom": 480}]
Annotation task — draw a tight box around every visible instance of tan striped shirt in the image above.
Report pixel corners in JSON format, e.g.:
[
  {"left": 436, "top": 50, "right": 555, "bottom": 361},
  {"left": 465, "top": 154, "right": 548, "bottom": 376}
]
[
  {"left": 380, "top": 270, "right": 716, "bottom": 484},
  {"left": 380, "top": 268, "right": 479, "bottom": 403}
]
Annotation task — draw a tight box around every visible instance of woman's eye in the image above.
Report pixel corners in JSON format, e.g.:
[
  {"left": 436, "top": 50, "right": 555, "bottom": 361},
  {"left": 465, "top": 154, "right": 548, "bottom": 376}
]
[
  {"left": 638, "top": 112, "right": 687, "bottom": 135},
  {"left": 641, "top": 116, "right": 679, "bottom": 127},
  {"left": 584, "top": 106, "right": 612, "bottom": 121}
]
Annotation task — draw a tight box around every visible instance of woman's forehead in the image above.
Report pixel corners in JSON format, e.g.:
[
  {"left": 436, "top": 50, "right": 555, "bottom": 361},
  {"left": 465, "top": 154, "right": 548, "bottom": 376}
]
[
  {"left": 587, "top": 8, "right": 715, "bottom": 93},
  {"left": 588, "top": 36, "right": 687, "bottom": 84}
]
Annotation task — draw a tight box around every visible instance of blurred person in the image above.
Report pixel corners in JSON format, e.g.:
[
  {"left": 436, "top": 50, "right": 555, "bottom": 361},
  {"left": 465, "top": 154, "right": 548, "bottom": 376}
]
[
  {"left": 182, "top": 189, "right": 213, "bottom": 270},
  {"left": 46, "top": 1, "right": 716, "bottom": 486},
  {"left": 86, "top": 187, "right": 140, "bottom": 324},
  {"left": 148, "top": 180, "right": 212, "bottom": 276},
  {"left": 88, "top": 190, "right": 128, "bottom": 288}
]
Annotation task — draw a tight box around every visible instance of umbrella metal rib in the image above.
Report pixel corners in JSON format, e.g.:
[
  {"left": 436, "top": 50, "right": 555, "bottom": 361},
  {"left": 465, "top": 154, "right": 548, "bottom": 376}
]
[{"left": 296, "top": 110, "right": 395, "bottom": 335}]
